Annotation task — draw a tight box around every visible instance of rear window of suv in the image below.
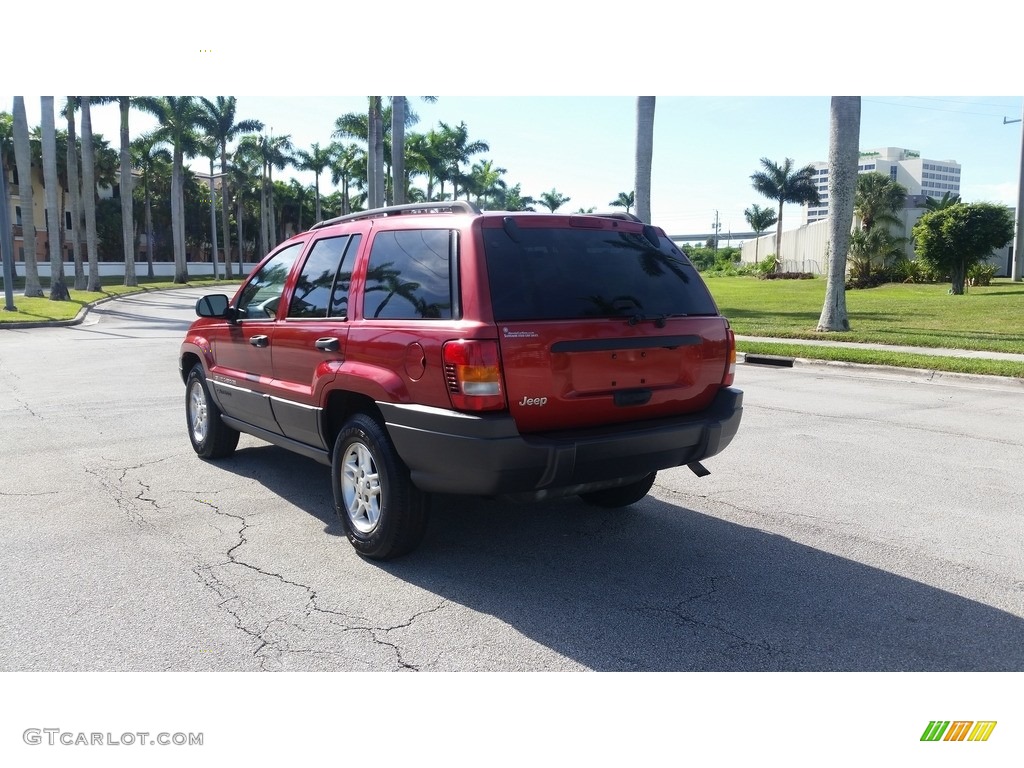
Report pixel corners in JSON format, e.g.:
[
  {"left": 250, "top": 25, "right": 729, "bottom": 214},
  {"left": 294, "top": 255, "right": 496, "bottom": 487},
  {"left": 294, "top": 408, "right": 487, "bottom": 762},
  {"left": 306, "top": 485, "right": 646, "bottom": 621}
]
[{"left": 482, "top": 225, "right": 719, "bottom": 322}]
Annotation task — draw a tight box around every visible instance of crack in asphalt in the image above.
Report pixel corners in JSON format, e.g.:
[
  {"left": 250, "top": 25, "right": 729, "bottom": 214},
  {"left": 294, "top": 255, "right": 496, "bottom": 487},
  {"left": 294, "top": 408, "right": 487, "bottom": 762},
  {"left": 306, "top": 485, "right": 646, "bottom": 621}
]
[
  {"left": 82, "top": 457, "right": 172, "bottom": 527},
  {"left": 192, "top": 498, "right": 446, "bottom": 671}
]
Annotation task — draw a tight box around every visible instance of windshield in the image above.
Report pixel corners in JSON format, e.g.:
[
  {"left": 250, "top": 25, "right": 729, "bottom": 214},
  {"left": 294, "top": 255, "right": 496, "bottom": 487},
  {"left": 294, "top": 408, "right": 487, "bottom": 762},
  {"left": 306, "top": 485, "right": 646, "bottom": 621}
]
[{"left": 482, "top": 226, "right": 719, "bottom": 322}]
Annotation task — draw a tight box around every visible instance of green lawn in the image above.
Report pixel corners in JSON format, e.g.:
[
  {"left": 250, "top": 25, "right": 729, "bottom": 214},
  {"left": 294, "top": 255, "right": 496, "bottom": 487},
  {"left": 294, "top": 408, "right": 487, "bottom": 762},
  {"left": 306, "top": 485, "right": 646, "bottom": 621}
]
[
  {"left": 0, "top": 276, "right": 241, "bottom": 324},
  {"left": 705, "top": 276, "right": 1024, "bottom": 355}
]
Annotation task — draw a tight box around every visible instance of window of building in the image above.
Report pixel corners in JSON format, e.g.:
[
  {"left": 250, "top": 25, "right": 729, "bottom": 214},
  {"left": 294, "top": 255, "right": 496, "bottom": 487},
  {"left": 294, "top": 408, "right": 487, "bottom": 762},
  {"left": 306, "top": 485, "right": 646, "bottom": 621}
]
[
  {"left": 65, "top": 211, "right": 73, "bottom": 230},
  {"left": 15, "top": 206, "right": 22, "bottom": 226}
]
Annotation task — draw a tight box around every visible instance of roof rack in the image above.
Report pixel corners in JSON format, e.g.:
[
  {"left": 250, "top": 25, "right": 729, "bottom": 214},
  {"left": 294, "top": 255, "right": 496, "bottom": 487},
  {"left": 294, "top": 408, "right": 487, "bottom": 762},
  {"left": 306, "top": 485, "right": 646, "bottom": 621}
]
[{"left": 311, "top": 200, "right": 481, "bottom": 230}]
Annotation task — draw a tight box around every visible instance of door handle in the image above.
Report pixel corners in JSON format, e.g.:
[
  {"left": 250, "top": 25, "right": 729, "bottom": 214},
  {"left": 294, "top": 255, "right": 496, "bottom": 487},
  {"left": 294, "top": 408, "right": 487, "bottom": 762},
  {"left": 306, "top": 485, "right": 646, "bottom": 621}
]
[
  {"left": 315, "top": 337, "right": 340, "bottom": 352},
  {"left": 249, "top": 335, "right": 269, "bottom": 348}
]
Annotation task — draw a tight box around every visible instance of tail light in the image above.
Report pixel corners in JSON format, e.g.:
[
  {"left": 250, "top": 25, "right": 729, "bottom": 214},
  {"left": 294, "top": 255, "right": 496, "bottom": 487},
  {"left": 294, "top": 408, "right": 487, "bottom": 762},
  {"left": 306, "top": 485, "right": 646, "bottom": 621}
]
[
  {"left": 443, "top": 340, "right": 507, "bottom": 412},
  {"left": 723, "top": 327, "right": 736, "bottom": 387}
]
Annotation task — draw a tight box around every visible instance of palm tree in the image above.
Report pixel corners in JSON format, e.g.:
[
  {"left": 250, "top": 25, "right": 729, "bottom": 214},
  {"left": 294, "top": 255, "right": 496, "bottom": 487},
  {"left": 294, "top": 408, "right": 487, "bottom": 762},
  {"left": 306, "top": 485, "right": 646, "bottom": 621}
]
[
  {"left": 634, "top": 97, "right": 656, "bottom": 223},
  {"left": 0, "top": 110, "right": 18, "bottom": 304},
  {"left": 198, "top": 97, "right": 263, "bottom": 278},
  {"left": 924, "top": 191, "right": 961, "bottom": 211},
  {"left": 743, "top": 203, "right": 778, "bottom": 264},
  {"left": 64, "top": 98, "right": 85, "bottom": 289},
  {"left": 131, "top": 132, "right": 171, "bottom": 278},
  {"left": 496, "top": 184, "right": 535, "bottom": 212},
  {"left": 294, "top": 142, "right": 335, "bottom": 222},
  {"left": 854, "top": 172, "right": 907, "bottom": 233},
  {"left": 390, "top": 96, "right": 436, "bottom": 206},
  {"left": 537, "top": 188, "right": 570, "bottom": 212},
  {"left": 40, "top": 97, "right": 70, "bottom": 300},
  {"left": 328, "top": 142, "right": 362, "bottom": 216},
  {"left": 228, "top": 146, "right": 261, "bottom": 271},
  {"left": 817, "top": 96, "right": 860, "bottom": 332},
  {"left": 468, "top": 159, "right": 507, "bottom": 207},
  {"left": 610, "top": 191, "right": 635, "bottom": 214},
  {"left": 140, "top": 97, "right": 206, "bottom": 283},
  {"left": 750, "top": 157, "right": 820, "bottom": 269},
  {"left": 90, "top": 98, "right": 138, "bottom": 286},
  {"left": 435, "top": 121, "right": 488, "bottom": 201},
  {"left": 12, "top": 97, "right": 43, "bottom": 296},
  {"left": 79, "top": 98, "right": 104, "bottom": 291}
]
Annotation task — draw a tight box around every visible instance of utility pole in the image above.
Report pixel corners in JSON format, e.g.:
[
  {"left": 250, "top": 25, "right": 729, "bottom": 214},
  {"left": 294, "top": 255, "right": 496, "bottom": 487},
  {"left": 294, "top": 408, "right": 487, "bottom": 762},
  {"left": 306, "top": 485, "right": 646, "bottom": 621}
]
[
  {"left": 1007, "top": 102, "right": 1024, "bottom": 281},
  {"left": 712, "top": 209, "right": 720, "bottom": 252}
]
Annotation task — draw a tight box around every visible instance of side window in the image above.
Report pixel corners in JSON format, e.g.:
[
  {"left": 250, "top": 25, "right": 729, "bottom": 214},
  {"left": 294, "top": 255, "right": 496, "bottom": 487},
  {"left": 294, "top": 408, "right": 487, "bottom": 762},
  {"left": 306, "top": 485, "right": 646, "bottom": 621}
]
[
  {"left": 363, "top": 229, "right": 453, "bottom": 320},
  {"left": 287, "top": 235, "right": 353, "bottom": 319},
  {"left": 235, "top": 242, "right": 304, "bottom": 320}
]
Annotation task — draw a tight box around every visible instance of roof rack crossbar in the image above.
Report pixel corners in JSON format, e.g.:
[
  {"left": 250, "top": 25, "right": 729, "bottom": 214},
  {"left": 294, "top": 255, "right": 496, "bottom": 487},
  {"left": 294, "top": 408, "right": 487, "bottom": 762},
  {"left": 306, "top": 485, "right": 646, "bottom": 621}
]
[{"left": 311, "top": 201, "right": 481, "bottom": 229}]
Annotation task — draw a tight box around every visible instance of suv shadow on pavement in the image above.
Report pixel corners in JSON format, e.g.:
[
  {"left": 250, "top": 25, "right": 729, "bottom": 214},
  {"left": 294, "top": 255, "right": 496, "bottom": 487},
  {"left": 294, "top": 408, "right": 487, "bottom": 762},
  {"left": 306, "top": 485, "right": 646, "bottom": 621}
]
[
  {"left": 375, "top": 493, "right": 1023, "bottom": 672},
  {"left": 215, "top": 449, "right": 1024, "bottom": 671}
]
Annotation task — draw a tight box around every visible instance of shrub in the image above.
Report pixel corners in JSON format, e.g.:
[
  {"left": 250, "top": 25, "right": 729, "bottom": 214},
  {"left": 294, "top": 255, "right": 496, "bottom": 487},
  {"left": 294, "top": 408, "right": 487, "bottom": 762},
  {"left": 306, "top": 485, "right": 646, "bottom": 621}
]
[{"left": 968, "top": 263, "right": 997, "bottom": 287}]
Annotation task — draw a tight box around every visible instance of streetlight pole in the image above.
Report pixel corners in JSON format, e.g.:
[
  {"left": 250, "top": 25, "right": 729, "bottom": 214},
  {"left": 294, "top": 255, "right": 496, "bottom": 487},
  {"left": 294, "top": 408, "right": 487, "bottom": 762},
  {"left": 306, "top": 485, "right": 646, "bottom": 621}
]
[{"left": 1008, "top": 102, "right": 1024, "bottom": 281}]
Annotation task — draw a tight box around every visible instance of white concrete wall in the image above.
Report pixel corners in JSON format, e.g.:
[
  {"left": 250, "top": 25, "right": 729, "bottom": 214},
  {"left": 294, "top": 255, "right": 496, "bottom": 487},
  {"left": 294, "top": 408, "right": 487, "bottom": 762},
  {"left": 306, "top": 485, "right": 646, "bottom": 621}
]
[{"left": 20, "top": 262, "right": 253, "bottom": 280}]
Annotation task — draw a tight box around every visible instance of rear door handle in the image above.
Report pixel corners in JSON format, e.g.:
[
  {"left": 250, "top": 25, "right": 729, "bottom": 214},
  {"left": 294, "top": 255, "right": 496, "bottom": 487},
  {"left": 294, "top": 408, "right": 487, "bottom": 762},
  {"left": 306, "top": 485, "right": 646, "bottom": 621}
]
[
  {"left": 315, "top": 337, "right": 340, "bottom": 352},
  {"left": 249, "top": 335, "right": 269, "bottom": 348}
]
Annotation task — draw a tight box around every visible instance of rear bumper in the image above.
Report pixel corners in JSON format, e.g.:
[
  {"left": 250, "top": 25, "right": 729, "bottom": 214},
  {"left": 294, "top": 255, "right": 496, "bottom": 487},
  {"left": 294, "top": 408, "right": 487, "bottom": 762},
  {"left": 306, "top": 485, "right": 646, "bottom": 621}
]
[{"left": 378, "top": 387, "right": 743, "bottom": 496}]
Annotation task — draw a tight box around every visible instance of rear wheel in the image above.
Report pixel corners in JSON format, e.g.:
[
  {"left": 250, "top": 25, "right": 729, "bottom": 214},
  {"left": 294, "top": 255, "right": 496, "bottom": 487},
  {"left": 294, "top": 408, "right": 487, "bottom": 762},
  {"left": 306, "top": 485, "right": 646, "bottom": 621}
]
[
  {"left": 332, "top": 413, "right": 428, "bottom": 560},
  {"left": 185, "top": 364, "right": 239, "bottom": 459},
  {"left": 578, "top": 472, "right": 656, "bottom": 508}
]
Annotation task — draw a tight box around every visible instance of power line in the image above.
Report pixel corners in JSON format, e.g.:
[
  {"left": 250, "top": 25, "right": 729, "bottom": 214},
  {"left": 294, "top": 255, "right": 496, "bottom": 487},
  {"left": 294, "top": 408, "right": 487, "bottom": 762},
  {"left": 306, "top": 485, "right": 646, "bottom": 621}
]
[{"left": 864, "top": 97, "right": 1021, "bottom": 118}]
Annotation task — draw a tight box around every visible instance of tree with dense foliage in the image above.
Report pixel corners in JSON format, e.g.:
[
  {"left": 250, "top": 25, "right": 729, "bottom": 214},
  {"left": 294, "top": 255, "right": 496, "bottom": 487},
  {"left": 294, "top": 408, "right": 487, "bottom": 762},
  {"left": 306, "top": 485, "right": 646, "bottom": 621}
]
[
  {"left": 537, "top": 188, "right": 570, "bottom": 212},
  {"left": 750, "top": 157, "right": 820, "bottom": 269},
  {"left": 913, "top": 202, "right": 1014, "bottom": 295},
  {"left": 198, "top": 97, "right": 263, "bottom": 278},
  {"left": 743, "top": 203, "right": 777, "bottom": 264},
  {"left": 328, "top": 142, "right": 362, "bottom": 216},
  {"left": 12, "top": 97, "right": 42, "bottom": 296},
  {"left": 467, "top": 159, "right": 506, "bottom": 207},
  {"left": 494, "top": 183, "right": 535, "bottom": 212},
  {"left": 817, "top": 97, "right": 861, "bottom": 331},
  {"left": 610, "top": 191, "right": 634, "bottom": 214},
  {"left": 634, "top": 97, "right": 655, "bottom": 223}
]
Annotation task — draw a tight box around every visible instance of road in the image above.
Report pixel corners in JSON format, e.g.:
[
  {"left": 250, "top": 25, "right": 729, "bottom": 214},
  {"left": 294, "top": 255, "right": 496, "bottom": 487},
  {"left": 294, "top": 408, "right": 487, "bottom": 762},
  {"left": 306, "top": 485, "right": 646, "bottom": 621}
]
[{"left": 1, "top": 288, "right": 1022, "bottom": 672}]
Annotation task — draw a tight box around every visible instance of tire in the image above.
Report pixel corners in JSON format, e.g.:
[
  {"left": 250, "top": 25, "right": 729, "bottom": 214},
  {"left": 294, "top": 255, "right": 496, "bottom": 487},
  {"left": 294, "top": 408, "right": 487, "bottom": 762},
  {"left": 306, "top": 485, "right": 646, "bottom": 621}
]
[
  {"left": 332, "top": 413, "right": 429, "bottom": 560},
  {"left": 578, "top": 472, "right": 657, "bottom": 508},
  {"left": 185, "top": 364, "right": 240, "bottom": 459}
]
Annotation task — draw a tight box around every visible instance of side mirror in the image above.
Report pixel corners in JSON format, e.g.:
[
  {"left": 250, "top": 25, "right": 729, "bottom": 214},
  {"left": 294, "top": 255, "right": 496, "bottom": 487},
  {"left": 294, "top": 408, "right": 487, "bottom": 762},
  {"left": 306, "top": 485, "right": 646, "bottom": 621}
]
[{"left": 195, "top": 294, "right": 233, "bottom": 320}]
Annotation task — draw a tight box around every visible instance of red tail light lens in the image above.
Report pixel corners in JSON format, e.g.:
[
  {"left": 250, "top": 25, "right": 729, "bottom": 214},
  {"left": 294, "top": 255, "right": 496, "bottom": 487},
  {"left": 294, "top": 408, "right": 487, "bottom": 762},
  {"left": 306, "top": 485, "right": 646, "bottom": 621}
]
[
  {"left": 443, "top": 340, "right": 506, "bottom": 411},
  {"left": 723, "top": 328, "right": 736, "bottom": 386}
]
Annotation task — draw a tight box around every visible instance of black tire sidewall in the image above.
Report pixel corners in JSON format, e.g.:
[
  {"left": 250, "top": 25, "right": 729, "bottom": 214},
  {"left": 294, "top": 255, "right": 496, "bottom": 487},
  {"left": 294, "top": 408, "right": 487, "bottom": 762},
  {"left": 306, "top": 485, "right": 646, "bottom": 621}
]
[{"left": 331, "top": 414, "right": 426, "bottom": 560}]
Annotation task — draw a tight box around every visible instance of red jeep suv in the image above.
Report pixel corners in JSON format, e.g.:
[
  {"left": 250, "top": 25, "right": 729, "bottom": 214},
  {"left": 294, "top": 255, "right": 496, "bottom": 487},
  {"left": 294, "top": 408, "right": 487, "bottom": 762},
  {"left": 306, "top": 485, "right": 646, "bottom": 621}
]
[{"left": 180, "top": 202, "right": 742, "bottom": 559}]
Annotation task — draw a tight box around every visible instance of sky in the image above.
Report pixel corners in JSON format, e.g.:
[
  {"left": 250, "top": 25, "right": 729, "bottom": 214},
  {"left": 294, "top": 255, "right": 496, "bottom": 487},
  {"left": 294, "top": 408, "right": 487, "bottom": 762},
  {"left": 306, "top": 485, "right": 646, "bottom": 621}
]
[
  {"left": 6, "top": 1, "right": 1023, "bottom": 244},
  {"left": 8, "top": 94, "right": 1021, "bottom": 244}
]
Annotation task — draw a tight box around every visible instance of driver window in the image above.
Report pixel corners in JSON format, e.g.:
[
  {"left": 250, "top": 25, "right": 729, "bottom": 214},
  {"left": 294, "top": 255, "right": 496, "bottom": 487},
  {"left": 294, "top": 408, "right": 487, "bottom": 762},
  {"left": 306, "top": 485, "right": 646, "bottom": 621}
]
[{"left": 235, "top": 242, "right": 304, "bottom": 320}]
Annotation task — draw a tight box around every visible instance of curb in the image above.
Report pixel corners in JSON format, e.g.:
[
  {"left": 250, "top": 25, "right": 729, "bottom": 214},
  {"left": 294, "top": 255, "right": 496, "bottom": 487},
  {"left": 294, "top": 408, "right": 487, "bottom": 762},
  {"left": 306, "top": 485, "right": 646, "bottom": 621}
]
[
  {"left": 0, "top": 284, "right": 236, "bottom": 330},
  {"left": 742, "top": 353, "right": 1024, "bottom": 388}
]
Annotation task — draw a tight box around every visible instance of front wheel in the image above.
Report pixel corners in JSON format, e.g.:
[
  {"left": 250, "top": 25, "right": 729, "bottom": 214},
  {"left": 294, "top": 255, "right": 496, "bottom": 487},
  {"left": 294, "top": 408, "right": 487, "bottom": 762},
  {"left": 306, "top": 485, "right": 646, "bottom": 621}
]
[
  {"left": 578, "top": 472, "right": 656, "bottom": 508},
  {"left": 332, "top": 413, "right": 428, "bottom": 560},
  {"left": 185, "top": 364, "right": 239, "bottom": 459}
]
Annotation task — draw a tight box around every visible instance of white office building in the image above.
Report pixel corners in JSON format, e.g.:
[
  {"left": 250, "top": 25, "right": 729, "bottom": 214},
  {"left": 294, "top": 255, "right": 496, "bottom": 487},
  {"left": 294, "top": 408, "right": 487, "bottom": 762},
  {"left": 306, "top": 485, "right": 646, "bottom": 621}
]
[{"left": 805, "top": 147, "right": 961, "bottom": 224}]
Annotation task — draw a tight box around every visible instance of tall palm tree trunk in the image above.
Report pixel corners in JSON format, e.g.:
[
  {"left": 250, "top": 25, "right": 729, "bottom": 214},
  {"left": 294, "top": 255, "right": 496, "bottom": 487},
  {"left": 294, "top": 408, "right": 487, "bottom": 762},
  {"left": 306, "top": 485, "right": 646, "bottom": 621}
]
[
  {"left": 13, "top": 97, "right": 43, "bottom": 297},
  {"left": 634, "top": 96, "right": 656, "bottom": 224},
  {"left": 65, "top": 98, "right": 86, "bottom": 289},
  {"left": 392, "top": 97, "right": 406, "bottom": 205},
  {"left": 41, "top": 97, "right": 70, "bottom": 300},
  {"left": 119, "top": 98, "right": 136, "bottom": 286},
  {"left": 144, "top": 176, "right": 155, "bottom": 278},
  {"left": 817, "top": 97, "right": 861, "bottom": 332},
  {"left": 81, "top": 99, "right": 101, "bottom": 292},
  {"left": 171, "top": 148, "right": 187, "bottom": 282},
  {"left": 219, "top": 148, "right": 233, "bottom": 279}
]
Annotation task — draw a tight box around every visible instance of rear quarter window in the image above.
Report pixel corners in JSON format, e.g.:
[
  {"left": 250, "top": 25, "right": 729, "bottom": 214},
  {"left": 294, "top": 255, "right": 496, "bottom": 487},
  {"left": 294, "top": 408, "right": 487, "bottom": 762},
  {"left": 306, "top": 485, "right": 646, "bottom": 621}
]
[
  {"left": 482, "top": 226, "right": 719, "bottom": 321},
  {"left": 362, "top": 229, "right": 455, "bottom": 320}
]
